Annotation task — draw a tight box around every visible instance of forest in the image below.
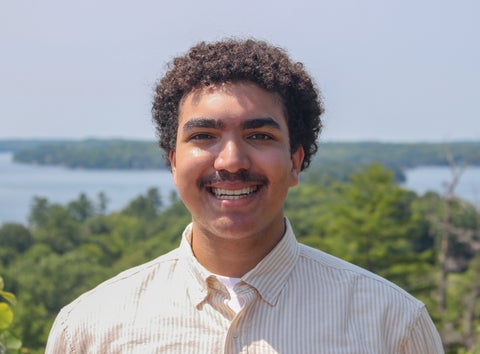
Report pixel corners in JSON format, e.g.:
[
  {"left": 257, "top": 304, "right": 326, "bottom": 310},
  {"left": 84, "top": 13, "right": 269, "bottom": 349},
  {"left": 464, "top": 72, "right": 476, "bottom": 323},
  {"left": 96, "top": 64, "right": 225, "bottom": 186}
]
[
  {"left": 2, "top": 139, "right": 480, "bottom": 176},
  {"left": 1, "top": 141, "right": 480, "bottom": 353}
]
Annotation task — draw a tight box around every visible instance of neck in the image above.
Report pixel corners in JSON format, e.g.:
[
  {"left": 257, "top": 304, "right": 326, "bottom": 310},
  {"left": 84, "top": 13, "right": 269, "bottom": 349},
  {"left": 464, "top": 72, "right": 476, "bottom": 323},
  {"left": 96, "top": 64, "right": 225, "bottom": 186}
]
[{"left": 190, "top": 220, "right": 286, "bottom": 277}]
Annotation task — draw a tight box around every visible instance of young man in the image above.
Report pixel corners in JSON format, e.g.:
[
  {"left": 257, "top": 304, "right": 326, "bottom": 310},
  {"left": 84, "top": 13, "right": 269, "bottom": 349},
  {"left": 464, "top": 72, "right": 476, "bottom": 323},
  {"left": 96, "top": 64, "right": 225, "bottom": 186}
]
[{"left": 46, "top": 39, "right": 444, "bottom": 353}]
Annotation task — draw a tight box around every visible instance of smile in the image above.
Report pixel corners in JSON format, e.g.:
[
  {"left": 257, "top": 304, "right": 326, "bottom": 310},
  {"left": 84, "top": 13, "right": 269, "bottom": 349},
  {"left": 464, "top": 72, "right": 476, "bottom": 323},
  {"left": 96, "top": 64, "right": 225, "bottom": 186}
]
[{"left": 210, "top": 186, "right": 260, "bottom": 200}]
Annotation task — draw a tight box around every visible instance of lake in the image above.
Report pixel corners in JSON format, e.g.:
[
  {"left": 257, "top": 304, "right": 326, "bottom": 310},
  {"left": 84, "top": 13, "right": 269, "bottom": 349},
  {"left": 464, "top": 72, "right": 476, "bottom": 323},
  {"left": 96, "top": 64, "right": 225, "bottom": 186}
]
[
  {"left": 403, "top": 166, "right": 480, "bottom": 204},
  {"left": 1, "top": 152, "right": 479, "bottom": 224},
  {"left": 0, "top": 152, "right": 176, "bottom": 224}
]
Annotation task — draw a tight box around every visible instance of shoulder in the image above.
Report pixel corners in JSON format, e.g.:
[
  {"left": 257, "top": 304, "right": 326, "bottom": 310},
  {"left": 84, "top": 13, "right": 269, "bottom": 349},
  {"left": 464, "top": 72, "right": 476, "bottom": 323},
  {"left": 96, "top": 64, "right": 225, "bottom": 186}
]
[
  {"left": 61, "top": 247, "right": 181, "bottom": 321},
  {"left": 293, "top": 244, "right": 444, "bottom": 352},
  {"left": 46, "top": 249, "right": 184, "bottom": 353},
  {"left": 296, "top": 243, "right": 423, "bottom": 308},
  {"left": 46, "top": 247, "right": 184, "bottom": 352}
]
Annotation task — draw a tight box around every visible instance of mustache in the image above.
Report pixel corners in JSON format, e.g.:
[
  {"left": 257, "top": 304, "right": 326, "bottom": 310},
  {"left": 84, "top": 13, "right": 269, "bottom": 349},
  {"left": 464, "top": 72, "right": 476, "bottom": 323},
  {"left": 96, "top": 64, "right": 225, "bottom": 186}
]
[{"left": 198, "top": 170, "right": 269, "bottom": 189}]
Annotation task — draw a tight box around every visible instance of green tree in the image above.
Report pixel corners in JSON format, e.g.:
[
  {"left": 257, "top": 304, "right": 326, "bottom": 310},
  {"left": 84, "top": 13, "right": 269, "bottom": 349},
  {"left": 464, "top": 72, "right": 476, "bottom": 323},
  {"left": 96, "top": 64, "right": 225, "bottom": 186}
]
[
  {"left": 123, "top": 187, "right": 163, "bottom": 220},
  {"left": 0, "top": 276, "right": 22, "bottom": 353},
  {"left": 32, "top": 204, "right": 88, "bottom": 254},
  {"left": 28, "top": 197, "right": 51, "bottom": 228},
  {"left": 323, "top": 165, "right": 433, "bottom": 290},
  {"left": 68, "top": 193, "right": 95, "bottom": 222},
  {"left": 97, "top": 192, "right": 109, "bottom": 215},
  {"left": 9, "top": 246, "right": 110, "bottom": 350},
  {"left": 0, "top": 223, "right": 33, "bottom": 266}
]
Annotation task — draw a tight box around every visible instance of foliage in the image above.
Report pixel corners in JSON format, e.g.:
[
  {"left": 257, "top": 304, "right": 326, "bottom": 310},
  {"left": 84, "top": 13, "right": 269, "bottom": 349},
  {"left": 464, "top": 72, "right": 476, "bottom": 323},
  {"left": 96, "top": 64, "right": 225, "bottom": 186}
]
[
  {"left": 313, "top": 141, "right": 480, "bottom": 168},
  {"left": 0, "top": 224, "right": 33, "bottom": 267},
  {"left": 11, "top": 139, "right": 167, "bottom": 169},
  {"left": 0, "top": 276, "right": 22, "bottom": 353},
  {"left": 123, "top": 187, "right": 163, "bottom": 220},
  {"left": 0, "top": 164, "right": 479, "bottom": 352}
]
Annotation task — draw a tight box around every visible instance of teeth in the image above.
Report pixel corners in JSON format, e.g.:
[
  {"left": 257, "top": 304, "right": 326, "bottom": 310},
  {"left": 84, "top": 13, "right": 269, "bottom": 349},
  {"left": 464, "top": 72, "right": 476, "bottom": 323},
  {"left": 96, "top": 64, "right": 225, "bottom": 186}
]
[{"left": 211, "top": 186, "right": 258, "bottom": 199}]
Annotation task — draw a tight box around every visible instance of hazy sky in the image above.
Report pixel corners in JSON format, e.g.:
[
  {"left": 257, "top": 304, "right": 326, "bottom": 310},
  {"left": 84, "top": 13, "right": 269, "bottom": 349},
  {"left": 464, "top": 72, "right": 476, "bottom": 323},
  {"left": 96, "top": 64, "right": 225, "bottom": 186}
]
[{"left": 1, "top": 0, "right": 479, "bottom": 142}]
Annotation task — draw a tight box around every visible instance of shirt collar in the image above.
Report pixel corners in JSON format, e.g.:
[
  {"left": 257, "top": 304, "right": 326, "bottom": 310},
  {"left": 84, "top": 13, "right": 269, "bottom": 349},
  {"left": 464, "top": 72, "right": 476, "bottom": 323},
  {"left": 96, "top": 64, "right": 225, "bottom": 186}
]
[
  {"left": 241, "top": 218, "right": 299, "bottom": 306},
  {"left": 178, "top": 224, "right": 211, "bottom": 307},
  {"left": 178, "top": 218, "right": 300, "bottom": 307}
]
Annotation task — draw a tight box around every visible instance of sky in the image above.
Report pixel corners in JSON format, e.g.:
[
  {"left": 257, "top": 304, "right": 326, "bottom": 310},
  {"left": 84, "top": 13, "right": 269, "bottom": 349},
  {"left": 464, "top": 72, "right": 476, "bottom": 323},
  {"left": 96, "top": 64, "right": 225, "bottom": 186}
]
[{"left": 1, "top": 0, "right": 479, "bottom": 142}]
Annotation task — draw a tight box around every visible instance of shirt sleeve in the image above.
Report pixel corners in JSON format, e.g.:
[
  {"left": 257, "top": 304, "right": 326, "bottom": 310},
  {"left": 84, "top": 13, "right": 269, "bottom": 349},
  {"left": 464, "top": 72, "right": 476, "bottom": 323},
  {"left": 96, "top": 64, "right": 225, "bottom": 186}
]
[
  {"left": 45, "top": 309, "right": 73, "bottom": 354},
  {"left": 400, "top": 306, "right": 444, "bottom": 354}
]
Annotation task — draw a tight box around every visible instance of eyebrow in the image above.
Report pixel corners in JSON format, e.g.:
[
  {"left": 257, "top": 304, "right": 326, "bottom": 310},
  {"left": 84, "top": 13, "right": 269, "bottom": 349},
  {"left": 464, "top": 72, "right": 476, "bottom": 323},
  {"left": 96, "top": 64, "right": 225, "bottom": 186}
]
[
  {"left": 182, "top": 118, "right": 225, "bottom": 132},
  {"left": 182, "top": 117, "right": 281, "bottom": 133},
  {"left": 242, "top": 117, "right": 281, "bottom": 130}
]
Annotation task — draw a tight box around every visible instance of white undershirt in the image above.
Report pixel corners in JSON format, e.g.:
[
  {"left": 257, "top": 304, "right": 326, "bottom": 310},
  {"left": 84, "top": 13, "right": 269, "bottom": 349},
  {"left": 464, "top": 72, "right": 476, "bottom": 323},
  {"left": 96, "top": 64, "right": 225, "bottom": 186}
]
[{"left": 213, "top": 274, "right": 245, "bottom": 313}]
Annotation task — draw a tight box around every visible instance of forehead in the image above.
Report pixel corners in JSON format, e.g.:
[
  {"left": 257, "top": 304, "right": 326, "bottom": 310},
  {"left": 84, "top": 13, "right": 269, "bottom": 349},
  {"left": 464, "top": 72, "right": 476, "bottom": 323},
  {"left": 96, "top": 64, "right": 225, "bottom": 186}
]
[{"left": 178, "top": 82, "right": 287, "bottom": 126}]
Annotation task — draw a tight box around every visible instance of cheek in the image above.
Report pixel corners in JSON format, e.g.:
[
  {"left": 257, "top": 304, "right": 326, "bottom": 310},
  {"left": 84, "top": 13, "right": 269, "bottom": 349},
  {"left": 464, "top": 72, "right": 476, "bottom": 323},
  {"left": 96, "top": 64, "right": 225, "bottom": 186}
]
[
  {"left": 255, "top": 150, "right": 294, "bottom": 176},
  {"left": 175, "top": 148, "right": 213, "bottom": 176},
  {"left": 190, "top": 148, "right": 205, "bottom": 159}
]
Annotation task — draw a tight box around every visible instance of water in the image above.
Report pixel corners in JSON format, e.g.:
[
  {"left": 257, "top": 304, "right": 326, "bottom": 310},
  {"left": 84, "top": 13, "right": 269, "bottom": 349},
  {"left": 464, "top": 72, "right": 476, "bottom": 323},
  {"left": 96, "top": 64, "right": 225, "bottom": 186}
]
[
  {"left": 1, "top": 152, "right": 479, "bottom": 225},
  {"left": 403, "top": 166, "right": 480, "bottom": 205},
  {"left": 0, "top": 152, "right": 176, "bottom": 224}
]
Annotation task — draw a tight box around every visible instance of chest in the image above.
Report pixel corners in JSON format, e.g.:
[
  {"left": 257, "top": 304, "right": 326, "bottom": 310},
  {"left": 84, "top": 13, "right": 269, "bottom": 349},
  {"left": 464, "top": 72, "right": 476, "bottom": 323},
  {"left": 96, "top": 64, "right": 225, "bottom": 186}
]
[{"left": 83, "top": 293, "right": 399, "bottom": 354}]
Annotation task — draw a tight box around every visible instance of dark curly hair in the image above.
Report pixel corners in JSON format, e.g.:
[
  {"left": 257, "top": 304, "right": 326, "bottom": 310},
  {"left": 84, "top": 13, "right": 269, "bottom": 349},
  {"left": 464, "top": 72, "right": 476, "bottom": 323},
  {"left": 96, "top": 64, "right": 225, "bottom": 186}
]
[{"left": 152, "top": 38, "right": 324, "bottom": 171}]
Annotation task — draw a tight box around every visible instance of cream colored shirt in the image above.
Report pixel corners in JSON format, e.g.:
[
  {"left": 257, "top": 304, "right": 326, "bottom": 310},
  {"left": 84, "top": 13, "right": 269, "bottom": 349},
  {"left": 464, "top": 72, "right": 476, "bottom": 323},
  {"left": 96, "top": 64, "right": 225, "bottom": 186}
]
[{"left": 46, "top": 219, "right": 444, "bottom": 353}]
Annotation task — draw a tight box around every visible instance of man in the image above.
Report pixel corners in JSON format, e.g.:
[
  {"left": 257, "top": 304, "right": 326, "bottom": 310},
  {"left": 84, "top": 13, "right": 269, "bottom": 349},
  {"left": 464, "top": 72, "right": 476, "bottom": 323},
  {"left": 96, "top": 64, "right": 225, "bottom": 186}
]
[{"left": 46, "top": 39, "right": 444, "bottom": 353}]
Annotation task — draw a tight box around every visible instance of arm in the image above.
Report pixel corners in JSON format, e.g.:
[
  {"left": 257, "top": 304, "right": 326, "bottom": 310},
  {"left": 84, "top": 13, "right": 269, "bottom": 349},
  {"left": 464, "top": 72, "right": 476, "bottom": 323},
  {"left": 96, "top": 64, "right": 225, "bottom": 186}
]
[
  {"left": 45, "top": 309, "right": 74, "bottom": 354},
  {"left": 400, "top": 306, "right": 444, "bottom": 354}
]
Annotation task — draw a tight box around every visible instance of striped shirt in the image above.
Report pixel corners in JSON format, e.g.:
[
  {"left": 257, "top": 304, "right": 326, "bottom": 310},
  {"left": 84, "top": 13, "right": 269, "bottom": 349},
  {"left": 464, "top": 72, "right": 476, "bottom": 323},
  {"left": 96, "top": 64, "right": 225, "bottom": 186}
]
[{"left": 46, "top": 218, "right": 444, "bottom": 353}]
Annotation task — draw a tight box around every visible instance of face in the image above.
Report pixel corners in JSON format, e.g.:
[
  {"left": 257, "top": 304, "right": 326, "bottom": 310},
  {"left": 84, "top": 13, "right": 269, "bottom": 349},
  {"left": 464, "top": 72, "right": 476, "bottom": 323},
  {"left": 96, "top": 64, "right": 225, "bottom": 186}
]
[{"left": 169, "top": 82, "right": 304, "bottom": 245}]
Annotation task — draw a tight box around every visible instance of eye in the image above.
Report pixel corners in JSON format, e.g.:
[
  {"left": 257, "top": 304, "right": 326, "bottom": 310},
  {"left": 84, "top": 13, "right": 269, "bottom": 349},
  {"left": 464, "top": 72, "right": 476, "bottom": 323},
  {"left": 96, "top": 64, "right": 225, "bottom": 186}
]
[
  {"left": 189, "top": 133, "right": 214, "bottom": 141},
  {"left": 249, "top": 133, "right": 273, "bottom": 140}
]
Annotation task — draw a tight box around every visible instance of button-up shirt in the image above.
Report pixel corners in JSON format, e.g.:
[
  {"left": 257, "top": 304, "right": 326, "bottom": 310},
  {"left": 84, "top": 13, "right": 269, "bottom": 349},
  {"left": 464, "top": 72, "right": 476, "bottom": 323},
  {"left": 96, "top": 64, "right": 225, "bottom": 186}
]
[{"left": 46, "top": 219, "right": 444, "bottom": 353}]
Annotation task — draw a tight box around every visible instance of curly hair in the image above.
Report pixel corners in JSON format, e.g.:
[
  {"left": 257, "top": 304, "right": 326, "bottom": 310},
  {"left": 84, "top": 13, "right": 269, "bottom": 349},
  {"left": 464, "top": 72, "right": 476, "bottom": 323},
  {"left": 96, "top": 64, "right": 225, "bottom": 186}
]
[{"left": 152, "top": 38, "right": 324, "bottom": 171}]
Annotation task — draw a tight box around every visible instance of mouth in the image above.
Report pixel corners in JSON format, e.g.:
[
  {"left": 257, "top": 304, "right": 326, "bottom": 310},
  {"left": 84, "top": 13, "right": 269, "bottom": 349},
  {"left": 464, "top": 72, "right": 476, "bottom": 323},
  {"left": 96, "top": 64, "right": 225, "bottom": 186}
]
[{"left": 208, "top": 185, "right": 261, "bottom": 200}]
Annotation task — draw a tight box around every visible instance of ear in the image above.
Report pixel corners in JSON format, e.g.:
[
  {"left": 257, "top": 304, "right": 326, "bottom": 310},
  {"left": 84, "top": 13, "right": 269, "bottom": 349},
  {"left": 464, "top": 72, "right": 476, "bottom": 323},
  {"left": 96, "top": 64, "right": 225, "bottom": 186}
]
[
  {"left": 168, "top": 150, "right": 177, "bottom": 184},
  {"left": 289, "top": 146, "right": 304, "bottom": 187}
]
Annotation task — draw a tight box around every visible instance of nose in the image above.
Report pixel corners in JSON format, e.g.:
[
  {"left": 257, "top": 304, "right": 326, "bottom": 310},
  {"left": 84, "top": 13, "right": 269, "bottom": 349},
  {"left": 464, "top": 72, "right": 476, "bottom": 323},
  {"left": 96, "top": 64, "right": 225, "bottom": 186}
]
[{"left": 214, "top": 138, "right": 251, "bottom": 172}]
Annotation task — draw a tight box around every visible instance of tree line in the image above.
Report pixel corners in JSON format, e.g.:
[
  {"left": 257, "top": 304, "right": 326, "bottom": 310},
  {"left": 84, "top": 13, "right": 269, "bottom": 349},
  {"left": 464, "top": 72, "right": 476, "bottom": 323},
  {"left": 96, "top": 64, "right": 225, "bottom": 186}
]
[
  {"left": 3, "top": 139, "right": 480, "bottom": 174},
  {"left": 9, "top": 139, "right": 166, "bottom": 170}
]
